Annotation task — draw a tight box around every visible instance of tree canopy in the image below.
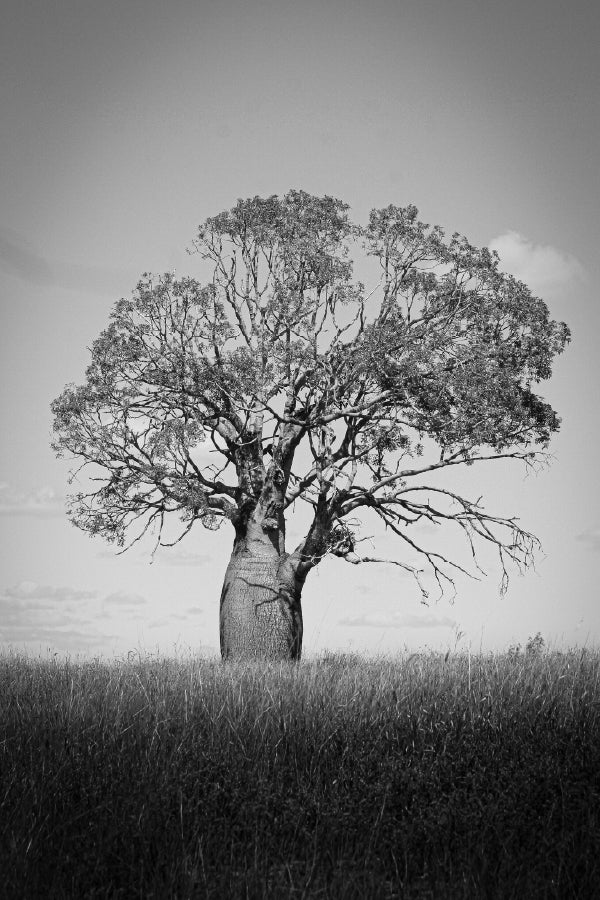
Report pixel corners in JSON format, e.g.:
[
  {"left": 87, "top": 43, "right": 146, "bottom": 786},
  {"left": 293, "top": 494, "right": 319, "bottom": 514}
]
[{"left": 52, "top": 190, "right": 569, "bottom": 601}]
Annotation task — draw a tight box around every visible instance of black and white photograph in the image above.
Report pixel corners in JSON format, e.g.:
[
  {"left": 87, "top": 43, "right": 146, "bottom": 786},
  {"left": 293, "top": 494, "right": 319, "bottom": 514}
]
[{"left": 1, "top": 0, "right": 599, "bottom": 895}]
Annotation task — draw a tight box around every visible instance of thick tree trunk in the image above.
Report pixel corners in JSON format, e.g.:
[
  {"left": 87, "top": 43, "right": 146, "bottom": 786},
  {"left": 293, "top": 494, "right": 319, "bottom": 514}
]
[
  {"left": 219, "top": 547, "right": 304, "bottom": 660},
  {"left": 219, "top": 443, "right": 310, "bottom": 660}
]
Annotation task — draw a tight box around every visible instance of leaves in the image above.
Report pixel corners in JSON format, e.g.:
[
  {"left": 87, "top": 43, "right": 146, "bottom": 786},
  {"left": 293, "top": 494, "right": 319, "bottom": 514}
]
[{"left": 51, "top": 191, "right": 569, "bottom": 594}]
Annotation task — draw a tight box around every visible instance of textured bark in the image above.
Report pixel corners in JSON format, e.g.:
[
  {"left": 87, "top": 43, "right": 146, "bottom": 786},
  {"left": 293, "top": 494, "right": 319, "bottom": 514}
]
[{"left": 219, "top": 548, "right": 304, "bottom": 660}]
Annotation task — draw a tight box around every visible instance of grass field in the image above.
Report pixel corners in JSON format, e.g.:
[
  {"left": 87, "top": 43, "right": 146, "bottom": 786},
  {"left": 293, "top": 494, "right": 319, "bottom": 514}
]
[{"left": 2, "top": 647, "right": 599, "bottom": 898}]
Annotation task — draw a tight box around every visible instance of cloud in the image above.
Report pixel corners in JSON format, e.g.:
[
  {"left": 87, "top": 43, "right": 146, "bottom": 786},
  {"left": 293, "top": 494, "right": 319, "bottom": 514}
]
[
  {"left": 0, "top": 597, "right": 73, "bottom": 626},
  {"left": 0, "top": 483, "right": 64, "bottom": 518},
  {"left": 0, "top": 227, "right": 54, "bottom": 285},
  {"left": 488, "top": 231, "right": 586, "bottom": 299},
  {"left": 0, "top": 580, "right": 156, "bottom": 652},
  {"left": 103, "top": 591, "right": 147, "bottom": 607},
  {"left": 0, "top": 225, "right": 128, "bottom": 295},
  {"left": 0, "top": 624, "right": 110, "bottom": 648},
  {"left": 339, "top": 611, "right": 456, "bottom": 629},
  {"left": 103, "top": 548, "right": 214, "bottom": 566},
  {"left": 575, "top": 526, "right": 600, "bottom": 551},
  {"left": 0, "top": 581, "right": 108, "bottom": 648},
  {"left": 143, "top": 606, "right": 205, "bottom": 627},
  {"left": 158, "top": 549, "right": 214, "bottom": 566},
  {"left": 4, "top": 582, "right": 97, "bottom": 604},
  {"left": 148, "top": 617, "right": 172, "bottom": 628},
  {"left": 145, "top": 548, "right": 213, "bottom": 566}
]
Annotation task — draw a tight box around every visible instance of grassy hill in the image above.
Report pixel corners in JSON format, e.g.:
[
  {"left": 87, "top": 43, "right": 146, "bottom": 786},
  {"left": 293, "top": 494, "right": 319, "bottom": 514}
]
[{"left": 2, "top": 648, "right": 599, "bottom": 898}]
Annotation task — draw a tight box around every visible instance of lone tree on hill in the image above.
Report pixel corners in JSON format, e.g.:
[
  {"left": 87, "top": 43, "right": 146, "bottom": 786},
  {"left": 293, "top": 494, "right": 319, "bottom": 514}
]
[{"left": 52, "top": 190, "right": 569, "bottom": 660}]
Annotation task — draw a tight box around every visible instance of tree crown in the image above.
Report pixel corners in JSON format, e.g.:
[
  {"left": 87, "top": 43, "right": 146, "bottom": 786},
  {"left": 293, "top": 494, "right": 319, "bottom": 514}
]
[{"left": 52, "top": 190, "right": 570, "bottom": 597}]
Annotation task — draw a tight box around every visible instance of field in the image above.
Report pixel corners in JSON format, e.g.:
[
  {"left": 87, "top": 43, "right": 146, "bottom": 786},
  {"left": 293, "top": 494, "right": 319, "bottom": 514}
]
[{"left": 2, "top": 648, "right": 599, "bottom": 898}]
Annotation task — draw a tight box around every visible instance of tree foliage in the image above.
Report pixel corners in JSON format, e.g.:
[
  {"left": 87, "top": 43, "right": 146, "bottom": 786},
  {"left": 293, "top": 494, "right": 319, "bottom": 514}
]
[{"left": 52, "top": 191, "right": 569, "bottom": 599}]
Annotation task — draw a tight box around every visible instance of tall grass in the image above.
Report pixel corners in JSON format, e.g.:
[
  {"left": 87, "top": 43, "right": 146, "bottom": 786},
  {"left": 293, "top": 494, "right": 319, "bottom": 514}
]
[{"left": 1, "top": 649, "right": 599, "bottom": 898}]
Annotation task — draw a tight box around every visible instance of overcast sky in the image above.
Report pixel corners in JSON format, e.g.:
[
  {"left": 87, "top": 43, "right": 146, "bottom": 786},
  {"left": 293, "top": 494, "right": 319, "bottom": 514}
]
[{"left": 1, "top": 0, "right": 599, "bottom": 659}]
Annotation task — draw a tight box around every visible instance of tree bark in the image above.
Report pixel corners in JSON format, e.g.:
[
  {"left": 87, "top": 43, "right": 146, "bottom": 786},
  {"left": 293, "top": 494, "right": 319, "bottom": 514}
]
[
  {"left": 219, "top": 546, "right": 304, "bottom": 660},
  {"left": 219, "top": 442, "right": 310, "bottom": 660}
]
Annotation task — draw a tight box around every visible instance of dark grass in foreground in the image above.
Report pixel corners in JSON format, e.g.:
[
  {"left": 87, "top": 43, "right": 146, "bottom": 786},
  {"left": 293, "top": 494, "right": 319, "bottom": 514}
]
[{"left": 1, "top": 650, "right": 599, "bottom": 899}]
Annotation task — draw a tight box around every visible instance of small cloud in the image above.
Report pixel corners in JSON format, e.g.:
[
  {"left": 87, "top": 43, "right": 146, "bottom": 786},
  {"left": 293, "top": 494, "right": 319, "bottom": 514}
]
[
  {"left": 153, "top": 548, "right": 213, "bottom": 566},
  {"left": 4, "top": 581, "right": 97, "bottom": 604},
  {"left": 489, "top": 231, "right": 586, "bottom": 299},
  {"left": 0, "top": 483, "right": 64, "bottom": 518},
  {"left": 103, "top": 591, "right": 147, "bottom": 607},
  {"left": 0, "top": 624, "right": 109, "bottom": 649},
  {"left": 0, "top": 597, "right": 72, "bottom": 626},
  {"left": 0, "top": 225, "right": 128, "bottom": 294},
  {"left": 397, "top": 612, "right": 457, "bottom": 629},
  {"left": 147, "top": 607, "right": 203, "bottom": 626},
  {"left": 0, "top": 227, "right": 55, "bottom": 285},
  {"left": 0, "top": 581, "right": 108, "bottom": 649},
  {"left": 340, "top": 611, "right": 456, "bottom": 629},
  {"left": 148, "top": 617, "right": 171, "bottom": 628},
  {"left": 576, "top": 526, "right": 600, "bottom": 551},
  {"left": 119, "top": 549, "right": 213, "bottom": 566}
]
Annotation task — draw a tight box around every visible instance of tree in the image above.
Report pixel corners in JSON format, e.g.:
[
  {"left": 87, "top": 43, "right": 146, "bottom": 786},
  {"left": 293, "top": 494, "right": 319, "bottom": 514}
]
[{"left": 51, "top": 190, "right": 570, "bottom": 660}]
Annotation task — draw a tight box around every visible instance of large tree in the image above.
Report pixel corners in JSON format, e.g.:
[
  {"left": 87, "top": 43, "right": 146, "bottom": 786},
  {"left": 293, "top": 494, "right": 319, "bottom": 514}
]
[{"left": 52, "top": 191, "right": 569, "bottom": 660}]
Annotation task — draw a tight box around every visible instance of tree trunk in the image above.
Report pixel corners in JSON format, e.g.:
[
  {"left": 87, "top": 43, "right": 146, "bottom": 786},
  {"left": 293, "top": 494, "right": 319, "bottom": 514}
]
[{"left": 219, "top": 546, "right": 304, "bottom": 660}]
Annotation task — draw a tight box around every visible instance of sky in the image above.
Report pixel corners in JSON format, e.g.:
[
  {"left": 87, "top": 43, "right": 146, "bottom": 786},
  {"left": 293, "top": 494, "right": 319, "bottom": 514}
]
[{"left": 1, "top": 0, "right": 599, "bottom": 659}]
